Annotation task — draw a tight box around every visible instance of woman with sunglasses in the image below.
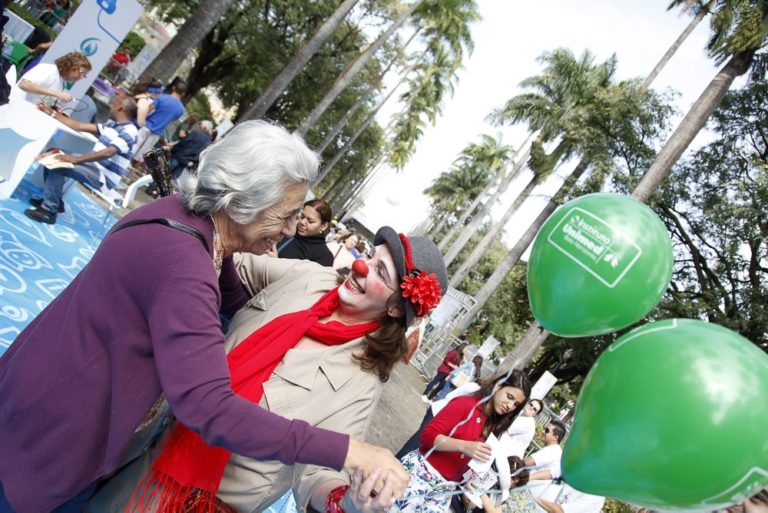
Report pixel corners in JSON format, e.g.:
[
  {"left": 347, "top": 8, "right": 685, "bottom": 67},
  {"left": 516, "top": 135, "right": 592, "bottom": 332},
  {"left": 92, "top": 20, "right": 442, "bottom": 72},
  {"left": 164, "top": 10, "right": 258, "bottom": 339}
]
[
  {"left": 88, "top": 226, "right": 448, "bottom": 513},
  {"left": 395, "top": 370, "right": 532, "bottom": 513}
]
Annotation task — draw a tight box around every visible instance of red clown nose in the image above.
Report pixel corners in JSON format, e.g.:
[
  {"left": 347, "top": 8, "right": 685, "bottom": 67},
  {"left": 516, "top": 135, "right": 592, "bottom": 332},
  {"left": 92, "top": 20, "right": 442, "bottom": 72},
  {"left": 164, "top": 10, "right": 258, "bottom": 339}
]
[{"left": 352, "top": 259, "right": 369, "bottom": 277}]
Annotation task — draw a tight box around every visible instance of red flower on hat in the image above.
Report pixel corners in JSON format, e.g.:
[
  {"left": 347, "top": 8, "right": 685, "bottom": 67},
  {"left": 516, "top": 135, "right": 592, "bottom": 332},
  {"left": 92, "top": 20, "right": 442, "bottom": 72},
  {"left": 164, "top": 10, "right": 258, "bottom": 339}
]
[{"left": 401, "top": 270, "right": 442, "bottom": 317}]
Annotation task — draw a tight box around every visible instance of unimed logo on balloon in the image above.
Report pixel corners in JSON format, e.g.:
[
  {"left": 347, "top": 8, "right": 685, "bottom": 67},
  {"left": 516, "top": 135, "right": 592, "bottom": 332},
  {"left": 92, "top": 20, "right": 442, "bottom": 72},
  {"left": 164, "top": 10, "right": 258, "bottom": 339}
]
[{"left": 547, "top": 207, "right": 642, "bottom": 288}]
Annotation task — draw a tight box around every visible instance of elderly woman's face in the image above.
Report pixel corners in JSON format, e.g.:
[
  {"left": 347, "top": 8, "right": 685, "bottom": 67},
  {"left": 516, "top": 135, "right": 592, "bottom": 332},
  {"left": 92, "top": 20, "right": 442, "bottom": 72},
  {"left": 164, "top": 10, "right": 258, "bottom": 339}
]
[
  {"left": 338, "top": 243, "right": 401, "bottom": 322},
  {"left": 230, "top": 183, "right": 307, "bottom": 255}
]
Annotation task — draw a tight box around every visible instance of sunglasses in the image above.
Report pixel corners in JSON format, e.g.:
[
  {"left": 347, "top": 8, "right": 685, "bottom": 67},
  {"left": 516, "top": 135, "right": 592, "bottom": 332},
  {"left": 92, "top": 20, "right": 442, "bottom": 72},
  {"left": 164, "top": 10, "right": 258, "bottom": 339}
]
[{"left": 544, "top": 427, "right": 553, "bottom": 433}]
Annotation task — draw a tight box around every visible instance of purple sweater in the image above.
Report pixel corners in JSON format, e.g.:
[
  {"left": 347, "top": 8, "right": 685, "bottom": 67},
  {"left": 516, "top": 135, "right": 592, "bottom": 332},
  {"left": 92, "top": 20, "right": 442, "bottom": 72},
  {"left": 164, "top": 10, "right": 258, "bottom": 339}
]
[{"left": 0, "top": 196, "right": 348, "bottom": 512}]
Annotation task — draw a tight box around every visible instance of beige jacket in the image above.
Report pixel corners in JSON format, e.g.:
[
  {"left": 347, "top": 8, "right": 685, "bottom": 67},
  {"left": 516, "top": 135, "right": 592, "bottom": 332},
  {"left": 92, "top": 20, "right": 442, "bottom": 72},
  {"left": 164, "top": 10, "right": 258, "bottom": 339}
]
[{"left": 218, "top": 255, "right": 384, "bottom": 513}]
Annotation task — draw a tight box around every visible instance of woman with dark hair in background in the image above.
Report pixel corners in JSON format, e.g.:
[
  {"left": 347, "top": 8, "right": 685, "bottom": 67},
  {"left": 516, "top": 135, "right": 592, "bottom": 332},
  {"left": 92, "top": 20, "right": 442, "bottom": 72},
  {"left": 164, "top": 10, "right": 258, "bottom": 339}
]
[
  {"left": 422, "top": 342, "right": 467, "bottom": 401},
  {"left": 131, "top": 78, "right": 163, "bottom": 128},
  {"left": 395, "top": 370, "right": 532, "bottom": 513},
  {"left": 277, "top": 198, "right": 335, "bottom": 266},
  {"left": 434, "top": 353, "right": 484, "bottom": 401}
]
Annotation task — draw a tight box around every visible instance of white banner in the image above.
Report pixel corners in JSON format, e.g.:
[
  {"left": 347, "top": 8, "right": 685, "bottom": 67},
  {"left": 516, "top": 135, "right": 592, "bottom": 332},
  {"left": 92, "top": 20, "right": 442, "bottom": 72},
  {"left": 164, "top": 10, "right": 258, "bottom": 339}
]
[
  {"left": 530, "top": 371, "right": 558, "bottom": 400},
  {"left": 476, "top": 336, "right": 500, "bottom": 360},
  {"left": 41, "top": 0, "right": 143, "bottom": 100}
]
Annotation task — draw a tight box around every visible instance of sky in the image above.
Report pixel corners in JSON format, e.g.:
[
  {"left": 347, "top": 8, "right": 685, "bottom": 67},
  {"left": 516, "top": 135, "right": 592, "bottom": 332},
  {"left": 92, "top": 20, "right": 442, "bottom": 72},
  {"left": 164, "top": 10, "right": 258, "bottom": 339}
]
[{"left": 352, "top": 0, "right": 728, "bottom": 244}]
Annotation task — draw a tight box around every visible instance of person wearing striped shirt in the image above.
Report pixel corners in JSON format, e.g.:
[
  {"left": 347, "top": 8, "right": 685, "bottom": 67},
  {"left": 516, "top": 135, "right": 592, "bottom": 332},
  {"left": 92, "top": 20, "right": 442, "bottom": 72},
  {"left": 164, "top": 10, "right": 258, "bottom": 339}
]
[{"left": 25, "top": 95, "right": 138, "bottom": 225}]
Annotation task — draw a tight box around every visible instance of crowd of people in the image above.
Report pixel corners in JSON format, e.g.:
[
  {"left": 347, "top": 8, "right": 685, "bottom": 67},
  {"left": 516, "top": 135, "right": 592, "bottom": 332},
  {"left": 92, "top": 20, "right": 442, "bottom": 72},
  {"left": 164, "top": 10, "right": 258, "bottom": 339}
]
[
  {"left": 0, "top": 90, "right": 609, "bottom": 512},
  {"left": 0, "top": 44, "right": 217, "bottom": 223},
  {"left": 2, "top": 7, "right": 767, "bottom": 512}
]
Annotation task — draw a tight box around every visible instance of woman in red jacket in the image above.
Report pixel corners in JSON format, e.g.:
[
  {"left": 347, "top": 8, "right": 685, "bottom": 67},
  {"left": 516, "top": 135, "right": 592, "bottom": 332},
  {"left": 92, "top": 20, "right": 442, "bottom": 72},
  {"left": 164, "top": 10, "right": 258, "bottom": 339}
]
[
  {"left": 422, "top": 342, "right": 468, "bottom": 400},
  {"left": 397, "top": 369, "right": 531, "bottom": 513}
]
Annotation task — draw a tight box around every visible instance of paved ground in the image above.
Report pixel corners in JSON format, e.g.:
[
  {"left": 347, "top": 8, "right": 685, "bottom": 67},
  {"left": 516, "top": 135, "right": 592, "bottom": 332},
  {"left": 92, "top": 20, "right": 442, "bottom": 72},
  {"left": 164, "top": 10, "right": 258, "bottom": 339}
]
[{"left": 366, "top": 361, "right": 431, "bottom": 453}]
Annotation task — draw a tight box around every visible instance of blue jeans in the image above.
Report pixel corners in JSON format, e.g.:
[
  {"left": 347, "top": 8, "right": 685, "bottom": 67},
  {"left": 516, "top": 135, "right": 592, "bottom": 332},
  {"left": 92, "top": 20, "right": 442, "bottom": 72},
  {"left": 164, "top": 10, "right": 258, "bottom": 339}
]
[
  {"left": 0, "top": 480, "right": 98, "bottom": 512},
  {"left": 434, "top": 380, "right": 455, "bottom": 401},
  {"left": 42, "top": 163, "right": 103, "bottom": 212},
  {"left": 422, "top": 371, "right": 448, "bottom": 399}
]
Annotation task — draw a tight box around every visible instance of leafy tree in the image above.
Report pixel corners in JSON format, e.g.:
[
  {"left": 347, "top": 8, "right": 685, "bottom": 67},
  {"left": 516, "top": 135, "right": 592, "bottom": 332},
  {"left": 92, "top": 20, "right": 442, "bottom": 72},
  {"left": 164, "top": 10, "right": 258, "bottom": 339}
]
[
  {"left": 653, "top": 81, "right": 768, "bottom": 351},
  {"left": 524, "top": 79, "right": 768, "bottom": 394},
  {"left": 239, "top": 0, "right": 362, "bottom": 121},
  {"left": 441, "top": 49, "right": 618, "bottom": 270},
  {"left": 142, "top": 0, "right": 392, "bottom": 195},
  {"left": 446, "top": 232, "right": 534, "bottom": 352},
  {"left": 184, "top": 92, "right": 214, "bottom": 122},
  {"left": 295, "top": 1, "right": 423, "bottom": 136},
  {"left": 452, "top": 78, "right": 676, "bottom": 343}
]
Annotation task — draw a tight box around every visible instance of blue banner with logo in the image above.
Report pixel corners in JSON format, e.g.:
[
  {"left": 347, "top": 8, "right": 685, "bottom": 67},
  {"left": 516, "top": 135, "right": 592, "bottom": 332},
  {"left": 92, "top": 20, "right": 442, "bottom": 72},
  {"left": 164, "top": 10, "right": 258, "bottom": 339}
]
[{"left": 41, "top": 0, "right": 143, "bottom": 100}]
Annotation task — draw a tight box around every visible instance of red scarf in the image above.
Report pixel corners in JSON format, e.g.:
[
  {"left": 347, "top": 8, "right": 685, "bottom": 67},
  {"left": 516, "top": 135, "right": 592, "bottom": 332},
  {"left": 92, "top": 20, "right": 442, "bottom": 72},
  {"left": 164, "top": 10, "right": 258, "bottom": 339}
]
[{"left": 128, "top": 287, "right": 380, "bottom": 512}]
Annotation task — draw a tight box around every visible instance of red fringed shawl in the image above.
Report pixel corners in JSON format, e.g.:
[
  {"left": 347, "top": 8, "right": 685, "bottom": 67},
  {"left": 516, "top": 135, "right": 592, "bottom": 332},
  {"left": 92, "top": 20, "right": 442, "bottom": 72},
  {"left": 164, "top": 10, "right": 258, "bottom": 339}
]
[{"left": 128, "top": 287, "right": 380, "bottom": 512}]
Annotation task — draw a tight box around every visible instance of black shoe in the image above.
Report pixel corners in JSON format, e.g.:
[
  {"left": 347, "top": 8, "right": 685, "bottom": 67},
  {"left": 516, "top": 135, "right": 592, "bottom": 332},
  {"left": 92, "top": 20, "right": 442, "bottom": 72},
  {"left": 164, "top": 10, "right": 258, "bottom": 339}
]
[
  {"left": 24, "top": 206, "right": 57, "bottom": 224},
  {"left": 29, "top": 197, "right": 65, "bottom": 213}
]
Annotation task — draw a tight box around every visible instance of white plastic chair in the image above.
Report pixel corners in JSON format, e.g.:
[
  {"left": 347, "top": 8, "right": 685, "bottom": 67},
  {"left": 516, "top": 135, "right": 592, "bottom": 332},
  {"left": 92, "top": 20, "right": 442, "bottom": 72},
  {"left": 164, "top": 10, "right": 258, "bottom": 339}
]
[
  {"left": 5, "top": 64, "right": 17, "bottom": 86},
  {"left": 83, "top": 175, "right": 154, "bottom": 239}
]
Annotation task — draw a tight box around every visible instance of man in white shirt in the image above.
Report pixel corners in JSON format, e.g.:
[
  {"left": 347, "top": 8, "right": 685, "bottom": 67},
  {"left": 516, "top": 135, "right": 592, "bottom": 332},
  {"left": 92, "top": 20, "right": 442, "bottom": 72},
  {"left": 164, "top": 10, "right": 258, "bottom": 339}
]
[{"left": 524, "top": 419, "right": 566, "bottom": 482}]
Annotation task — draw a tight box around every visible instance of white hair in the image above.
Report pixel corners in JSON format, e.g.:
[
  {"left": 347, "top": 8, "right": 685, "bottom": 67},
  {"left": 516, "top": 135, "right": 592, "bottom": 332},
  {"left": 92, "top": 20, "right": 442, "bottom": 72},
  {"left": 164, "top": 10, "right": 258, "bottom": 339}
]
[
  {"left": 199, "top": 120, "right": 214, "bottom": 132},
  {"left": 177, "top": 120, "right": 318, "bottom": 224}
]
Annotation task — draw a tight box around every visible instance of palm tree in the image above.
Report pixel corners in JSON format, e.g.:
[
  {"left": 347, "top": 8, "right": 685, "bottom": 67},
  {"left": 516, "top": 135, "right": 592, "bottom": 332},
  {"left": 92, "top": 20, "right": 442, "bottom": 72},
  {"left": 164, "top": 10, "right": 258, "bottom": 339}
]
[
  {"left": 464, "top": 1, "right": 755, "bottom": 369},
  {"left": 238, "top": 0, "right": 361, "bottom": 122},
  {"left": 314, "top": 33, "right": 420, "bottom": 155},
  {"left": 442, "top": 49, "right": 617, "bottom": 268},
  {"left": 142, "top": 0, "right": 237, "bottom": 83},
  {"left": 437, "top": 133, "right": 533, "bottom": 251},
  {"left": 409, "top": 152, "right": 499, "bottom": 237},
  {"left": 385, "top": 0, "right": 480, "bottom": 169},
  {"left": 295, "top": 1, "right": 424, "bottom": 136},
  {"left": 641, "top": 0, "right": 716, "bottom": 89},
  {"left": 451, "top": 162, "right": 588, "bottom": 336},
  {"left": 315, "top": 77, "right": 406, "bottom": 185},
  {"left": 449, "top": 168, "right": 542, "bottom": 287},
  {"left": 633, "top": 0, "right": 768, "bottom": 200}
]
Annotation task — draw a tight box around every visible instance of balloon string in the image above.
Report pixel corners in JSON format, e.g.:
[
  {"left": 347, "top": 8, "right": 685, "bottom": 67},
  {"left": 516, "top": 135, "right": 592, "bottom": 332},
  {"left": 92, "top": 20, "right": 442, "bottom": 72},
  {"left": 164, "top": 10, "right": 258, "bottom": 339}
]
[{"left": 395, "top": 481, "right": 547, "bottom": 505}]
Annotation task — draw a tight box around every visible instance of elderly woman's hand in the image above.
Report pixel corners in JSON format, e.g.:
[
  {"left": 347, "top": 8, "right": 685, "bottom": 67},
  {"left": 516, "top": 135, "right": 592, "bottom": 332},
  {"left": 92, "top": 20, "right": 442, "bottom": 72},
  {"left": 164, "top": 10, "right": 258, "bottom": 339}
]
[
  {"left": 344, "top": 439, "right": 408, "bottom": 499},
  {"left": 266, "top": 243, "right": 278, "bottom": 258},
  {"left": 341, "top": 468, "right": 397, "bottom": 513}
]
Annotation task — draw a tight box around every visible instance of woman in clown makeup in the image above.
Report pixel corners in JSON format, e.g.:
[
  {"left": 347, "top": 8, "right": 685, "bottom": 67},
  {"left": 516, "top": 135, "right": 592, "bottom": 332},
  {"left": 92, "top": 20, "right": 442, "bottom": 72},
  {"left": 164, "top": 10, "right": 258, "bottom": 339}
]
[{"left": 90, "top": 226, "right": 448, "bottom": 513}]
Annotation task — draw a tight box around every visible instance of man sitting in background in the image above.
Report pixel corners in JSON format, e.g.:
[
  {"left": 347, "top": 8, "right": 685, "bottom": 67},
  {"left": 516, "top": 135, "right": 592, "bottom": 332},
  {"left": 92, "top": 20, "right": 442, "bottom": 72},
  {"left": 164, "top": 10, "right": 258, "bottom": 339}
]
[
  {"left": 522, "top": 419, "right": 566, "bottom": 483},
  {"left": 167, "top": 119, "right": 213, "bottom": 179},
  {"left": 24, "top": 95, "right": 137, "bottom": 224}
]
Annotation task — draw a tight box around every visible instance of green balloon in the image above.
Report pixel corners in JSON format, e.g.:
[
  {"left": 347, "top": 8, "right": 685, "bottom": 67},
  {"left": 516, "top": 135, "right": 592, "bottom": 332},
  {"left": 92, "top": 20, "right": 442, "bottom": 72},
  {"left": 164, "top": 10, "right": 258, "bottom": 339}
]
[
  {"left": 562, "top": 319, "right": 768, "bottom": 510},
  {"left": 527, "top": 193, "right": 673, "bottom": 337}
]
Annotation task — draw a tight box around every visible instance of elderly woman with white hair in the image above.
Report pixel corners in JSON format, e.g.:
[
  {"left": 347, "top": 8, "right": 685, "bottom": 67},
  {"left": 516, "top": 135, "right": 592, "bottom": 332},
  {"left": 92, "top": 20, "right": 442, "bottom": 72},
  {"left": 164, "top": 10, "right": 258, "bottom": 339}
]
[{"left": 0, "top": 121, "right": 407, "bottom": 513}]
